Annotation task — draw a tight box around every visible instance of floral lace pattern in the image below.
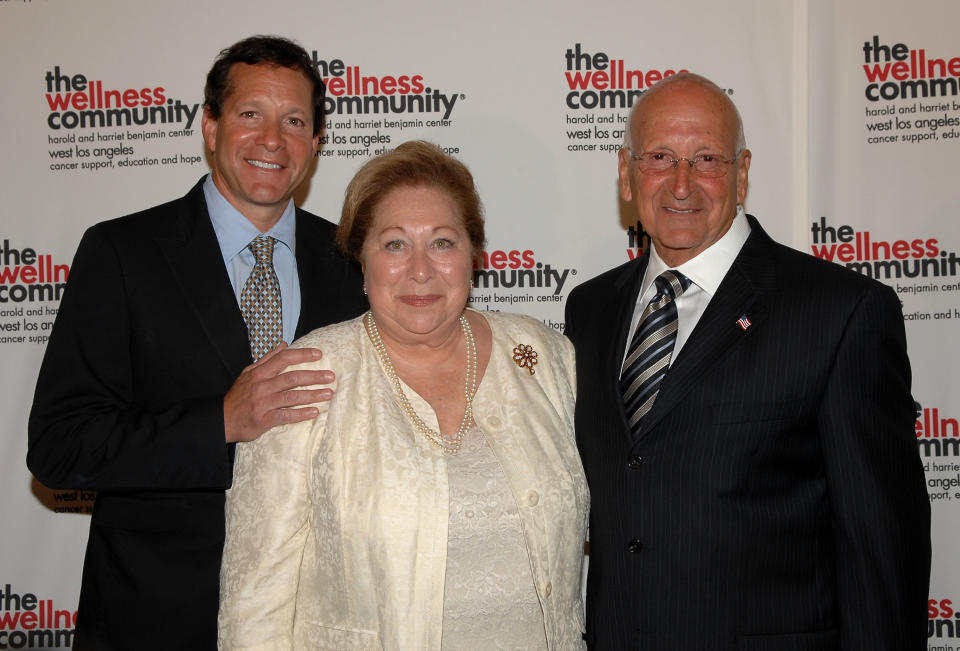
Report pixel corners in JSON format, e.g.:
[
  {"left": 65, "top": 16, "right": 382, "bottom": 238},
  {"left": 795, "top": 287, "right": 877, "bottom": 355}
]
[
  {"left": 442, "top": 426, "right": 548, "bottom": 650},
  {"left": 219, "top": 313, "right": 587, "bottom": 650}
]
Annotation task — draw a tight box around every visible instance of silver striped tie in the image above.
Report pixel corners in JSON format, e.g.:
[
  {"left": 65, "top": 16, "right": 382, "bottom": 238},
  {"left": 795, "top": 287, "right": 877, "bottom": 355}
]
[{"left": 620, "top": 270, "right": 691, "bottom": 438}]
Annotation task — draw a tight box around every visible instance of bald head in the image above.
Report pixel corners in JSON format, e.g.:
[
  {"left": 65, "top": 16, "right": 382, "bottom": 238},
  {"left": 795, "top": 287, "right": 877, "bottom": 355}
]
[{"left": 623, "top": 72, "right": 746, "bottom": 153}]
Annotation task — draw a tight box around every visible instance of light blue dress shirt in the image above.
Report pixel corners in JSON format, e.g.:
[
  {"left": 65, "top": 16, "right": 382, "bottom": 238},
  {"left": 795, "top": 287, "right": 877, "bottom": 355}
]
[{"left": 203, "top": 175, "right": 301, "bottom": 345}]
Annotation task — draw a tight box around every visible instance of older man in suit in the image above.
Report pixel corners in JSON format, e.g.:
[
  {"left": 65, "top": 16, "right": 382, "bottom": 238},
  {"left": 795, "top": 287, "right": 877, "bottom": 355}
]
[
  {"left": 564, "top": 72, "right": 930, "bottom": 650},
  {"left": 27, "top": 36, "right": 366, "bottom": 650}
]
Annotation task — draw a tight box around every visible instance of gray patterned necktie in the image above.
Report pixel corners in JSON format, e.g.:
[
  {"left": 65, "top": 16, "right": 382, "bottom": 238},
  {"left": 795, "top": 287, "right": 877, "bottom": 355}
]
[
  {"left": 620, "top": 270, "right": 691, "bottom": 439},
  {"left": 240, "top": 235, "right": 282, "bottom": 361}
]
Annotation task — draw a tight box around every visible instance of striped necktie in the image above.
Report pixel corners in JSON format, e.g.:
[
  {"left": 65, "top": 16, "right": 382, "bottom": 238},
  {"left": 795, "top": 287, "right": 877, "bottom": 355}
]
[
  {"left": 240, "top": 235, "right": 283, "bottom": 361},
  {"left": 620, "top": 269, "right": 691, "bottom": 439}
]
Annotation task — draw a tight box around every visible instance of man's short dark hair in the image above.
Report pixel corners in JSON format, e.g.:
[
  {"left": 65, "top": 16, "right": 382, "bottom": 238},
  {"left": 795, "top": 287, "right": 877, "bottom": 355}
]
[{"left": 204, "top": 35, "right": 326, "bottom": 136}]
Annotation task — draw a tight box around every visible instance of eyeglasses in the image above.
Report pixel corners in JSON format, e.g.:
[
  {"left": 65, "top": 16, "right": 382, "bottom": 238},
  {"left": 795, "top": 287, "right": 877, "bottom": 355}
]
[{"left": 628, "top": 149, "right": 740, "bottom": 178}]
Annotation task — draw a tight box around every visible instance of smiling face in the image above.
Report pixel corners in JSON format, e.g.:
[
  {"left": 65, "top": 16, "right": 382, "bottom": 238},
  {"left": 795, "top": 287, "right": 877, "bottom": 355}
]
[
  {"left": 618, "top": 79, "right": 751, "bottom": 267},
  {"left": 201, "top": 62, "right": 319, "bottom": 231},
  {"left": 360, "top": 184, "right": 474, "bottom": 344}
]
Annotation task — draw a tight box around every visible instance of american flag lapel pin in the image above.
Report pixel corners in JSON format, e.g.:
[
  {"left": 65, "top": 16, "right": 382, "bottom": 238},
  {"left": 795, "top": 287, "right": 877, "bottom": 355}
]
[{"left": 736, "top": 315, "right": 752, "bottom": 331}]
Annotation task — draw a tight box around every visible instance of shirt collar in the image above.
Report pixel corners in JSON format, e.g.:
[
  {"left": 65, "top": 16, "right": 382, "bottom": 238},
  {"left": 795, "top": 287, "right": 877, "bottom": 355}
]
[
  {"left": 645, "top": 207, "right": 751, "bottom": 297},
  {"left": 203, "top": 174, "right": 297, "bottom": 263}
]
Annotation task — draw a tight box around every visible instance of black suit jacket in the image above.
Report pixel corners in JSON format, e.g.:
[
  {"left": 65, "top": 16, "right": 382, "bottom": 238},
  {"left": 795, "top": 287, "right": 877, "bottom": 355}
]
[
  {"left": 27, "top": 178, "right": 367, "bottom": 650},
  {"left": 565, "top": 216, "right": 930, "bottom": 650}
]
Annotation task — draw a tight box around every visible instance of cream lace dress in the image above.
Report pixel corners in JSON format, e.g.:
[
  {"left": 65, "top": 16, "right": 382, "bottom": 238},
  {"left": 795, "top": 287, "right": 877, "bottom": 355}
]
[{"left": 441, "top": 426, "right": 548, "bottom": 650}]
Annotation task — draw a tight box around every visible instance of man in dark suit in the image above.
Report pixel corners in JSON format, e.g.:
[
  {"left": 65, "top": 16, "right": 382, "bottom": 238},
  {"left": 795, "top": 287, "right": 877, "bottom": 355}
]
[
  {"left": 27, "top": 36, "right": 366, "bottom": 650},
  {"left": 565, "top": 72, "right": 930, "bottom": 650}
]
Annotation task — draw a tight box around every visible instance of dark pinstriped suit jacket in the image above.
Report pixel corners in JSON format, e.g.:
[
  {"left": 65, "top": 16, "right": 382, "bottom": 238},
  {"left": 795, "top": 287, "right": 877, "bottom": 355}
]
[{"left": 565, "top": 215, "right": 930, "bottom": 650}]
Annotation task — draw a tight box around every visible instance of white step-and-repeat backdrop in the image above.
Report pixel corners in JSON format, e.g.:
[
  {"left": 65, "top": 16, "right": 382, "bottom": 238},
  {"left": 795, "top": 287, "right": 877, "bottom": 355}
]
[{"left": 1, "top": 1, "right": 956, "bottom": 647}]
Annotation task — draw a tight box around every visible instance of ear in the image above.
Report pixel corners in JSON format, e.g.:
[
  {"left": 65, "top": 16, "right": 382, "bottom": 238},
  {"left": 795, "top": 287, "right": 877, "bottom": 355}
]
[
  {"left": 618, "top": 147, "right": 633, "bottom": 202},
  {"left": 201, "top": 108, "right": 218, "bottom": 154},
  {"left": 735, "top": 149, "right": 751, "bottom": 205}
]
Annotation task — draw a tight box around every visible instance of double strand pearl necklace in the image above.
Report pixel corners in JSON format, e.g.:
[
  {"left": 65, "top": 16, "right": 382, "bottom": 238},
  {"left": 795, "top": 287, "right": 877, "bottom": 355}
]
[{"left": 364, "top": 311, "right": 477, "bottom": 454}]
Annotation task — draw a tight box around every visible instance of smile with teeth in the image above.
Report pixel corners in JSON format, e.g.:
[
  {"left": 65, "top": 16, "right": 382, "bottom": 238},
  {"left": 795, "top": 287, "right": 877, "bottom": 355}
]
[
  {"left": 247, "top": 159, "right": 282, "bottom": 170},
  {"left": 665, "top": 207, "right": 696, "bottom": 214}
]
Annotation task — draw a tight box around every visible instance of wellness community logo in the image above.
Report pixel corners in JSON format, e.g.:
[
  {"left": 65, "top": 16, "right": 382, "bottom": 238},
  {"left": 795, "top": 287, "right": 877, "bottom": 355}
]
[
  {"left": 563, "top": 43, "right": 687, "bottom": 111},
  {"left": 0, "top": 584, "right": 76, "bottom": 649},
  {"left": 916, "top": 401, "right": 959, "bottom": 459},
  {"left": 311, "top": 51, "right": 462, "bottom": 121},
  {"left": 0, "top": 239, "right": 69, "bottom": 305},
  {"left": 929, "top": 597, "right": 960, "bottom": 642},
  {"left": 810, "top": 217, "right": 960, "bottom": 284},
  {"left": 44, "top": 66, "right": 199, "bottom": 132},
  {"left": 862, "top": 35, "right": 960, "bottom": 102},
  {"left": 625, "top": 221, "right": 651, "bottom": 261},
  {"left": 561, "top": 43, "right": 696, "bottom": 155},
  {"left": 469, "top": 247, "right": 578, "bottom": 331},
  {"left": 43, "top": 65, "right": 204, "bottom": 173},
  {"left": 0, "top": 239, "right": 69, "bottom": 347}
]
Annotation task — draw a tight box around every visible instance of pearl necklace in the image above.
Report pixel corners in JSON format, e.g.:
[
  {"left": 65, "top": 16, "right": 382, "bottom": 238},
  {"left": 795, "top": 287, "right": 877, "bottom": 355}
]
[{"left": 364, "top": 311, "right": 477, "bottom": 454}]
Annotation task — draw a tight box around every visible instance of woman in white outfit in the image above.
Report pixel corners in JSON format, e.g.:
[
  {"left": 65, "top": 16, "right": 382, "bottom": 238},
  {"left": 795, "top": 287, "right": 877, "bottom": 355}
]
[{"left": 218, "top": 141, "right": 588, "bottom": 650}]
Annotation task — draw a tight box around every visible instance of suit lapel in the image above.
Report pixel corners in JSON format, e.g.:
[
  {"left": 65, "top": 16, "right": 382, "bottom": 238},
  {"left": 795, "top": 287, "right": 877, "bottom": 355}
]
[
  {"left": 155, "top": 179, "right": 251, "bottom": 379},
  {"left": 607, "top": 254, "right": 650, "bottom": 437},
  {"left": 294, "top": 209, "right": 326, "bottom": 338},
  {"left": 610, "top": 254, "right": 649, "bottom": 373},
  {"left": 293, "top": 209, "right": 369, "bottom": 338},
  {"left": 294, "top": 209, "right": 334, "bottom": 338},
  {"left": 634, "top": 217, "right": 777, "bottom": 439}
]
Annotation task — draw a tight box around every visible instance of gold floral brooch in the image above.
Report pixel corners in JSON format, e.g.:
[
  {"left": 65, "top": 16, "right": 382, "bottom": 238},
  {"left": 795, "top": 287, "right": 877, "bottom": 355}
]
[{"left": 512, "top": 344, "right": 538, "bottom": 375}]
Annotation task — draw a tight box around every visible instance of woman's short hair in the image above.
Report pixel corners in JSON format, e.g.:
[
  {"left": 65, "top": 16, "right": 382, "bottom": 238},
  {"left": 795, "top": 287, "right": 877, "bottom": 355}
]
[{"left": 337, "top": 141, "right": 485, "bottom": 261}]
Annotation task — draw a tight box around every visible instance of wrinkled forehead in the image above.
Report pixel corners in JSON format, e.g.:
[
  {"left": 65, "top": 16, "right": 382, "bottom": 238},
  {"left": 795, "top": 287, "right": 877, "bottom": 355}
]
[{"left": 630, "top": 83, "right": 740, "bottom": 151}]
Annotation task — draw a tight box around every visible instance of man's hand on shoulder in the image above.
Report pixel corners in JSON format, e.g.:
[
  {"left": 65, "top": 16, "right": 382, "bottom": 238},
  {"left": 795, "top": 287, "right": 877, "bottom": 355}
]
[{"left": 224, "top": 343, "right": 334, "bottom": 443}]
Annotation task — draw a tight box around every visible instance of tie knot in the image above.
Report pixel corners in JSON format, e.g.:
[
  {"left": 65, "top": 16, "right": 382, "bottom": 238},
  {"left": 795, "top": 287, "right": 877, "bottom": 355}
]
[
  {"left": 248, "top": 235, "right": 276, "bottom": 264},
  {"left": 654, "top": 270, "right": 691, "bottom": 300}
]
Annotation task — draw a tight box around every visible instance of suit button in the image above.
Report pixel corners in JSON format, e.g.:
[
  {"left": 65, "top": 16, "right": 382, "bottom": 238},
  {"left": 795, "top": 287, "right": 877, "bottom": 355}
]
[
  {"left": 543, "top": 581, "right": 553, "bottom": 598},
  {"left": 627, "top": 454, "right": 644, "bottom": 469},
  {"left": 627, "top": 538, "right": 643, "bottom": 553},
  {"left": 525, "top": 490, "right": 540, "bottom": 507}
]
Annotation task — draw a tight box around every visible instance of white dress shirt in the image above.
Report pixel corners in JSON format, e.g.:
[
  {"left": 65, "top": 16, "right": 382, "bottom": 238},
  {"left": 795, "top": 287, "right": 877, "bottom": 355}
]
[{"left": 623, "top": 208, "right": 751, "bottom": 369}]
